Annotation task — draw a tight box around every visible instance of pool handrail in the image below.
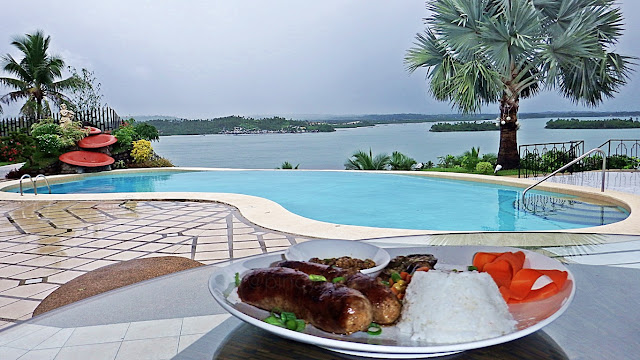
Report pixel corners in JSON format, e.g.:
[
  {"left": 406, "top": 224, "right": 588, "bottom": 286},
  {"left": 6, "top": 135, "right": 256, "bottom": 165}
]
[
  {"left": 19, "top": 174, "right": 35, "bottom": 196},
  {"left": 522, "top": 147, "right": 607, "bottom": 203},
  {"left": 34, "top": 174, "right": 51, "bottom": 195}
]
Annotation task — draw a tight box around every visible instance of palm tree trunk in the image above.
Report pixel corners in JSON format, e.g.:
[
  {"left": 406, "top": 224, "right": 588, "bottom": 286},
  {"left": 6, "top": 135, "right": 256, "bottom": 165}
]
[
  {"left": 497, "top": 96, "right": 520, "bottom": 170},
  {"left": 36, "top": 97, "right": 42, "bottom": 120}
]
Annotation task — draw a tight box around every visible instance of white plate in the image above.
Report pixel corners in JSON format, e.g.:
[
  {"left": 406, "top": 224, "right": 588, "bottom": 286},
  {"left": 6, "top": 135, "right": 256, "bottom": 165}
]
[
  {"left": 284, "top": 239, "right": 391, "bottom": 276},
  {"left": 208, "top": 246, "right": 575, "bottom": 358}
]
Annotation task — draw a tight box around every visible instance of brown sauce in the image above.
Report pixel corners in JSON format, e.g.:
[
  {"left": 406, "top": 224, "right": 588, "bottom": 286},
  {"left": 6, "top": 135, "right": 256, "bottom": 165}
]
[{"left": 308, "top": 256, "right": 376, "bottom": 274}]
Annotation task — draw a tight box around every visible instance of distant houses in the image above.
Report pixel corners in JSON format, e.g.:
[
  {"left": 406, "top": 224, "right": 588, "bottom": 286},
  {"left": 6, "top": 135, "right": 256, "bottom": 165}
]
[{"left": 220, "top": 125, "right": 313, "bottom": 135}]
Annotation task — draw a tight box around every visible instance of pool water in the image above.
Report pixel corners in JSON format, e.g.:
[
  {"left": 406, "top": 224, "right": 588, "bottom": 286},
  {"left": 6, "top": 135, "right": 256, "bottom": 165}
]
[{"left": 17, "top": 170, "right": 629, "bottom": 231}]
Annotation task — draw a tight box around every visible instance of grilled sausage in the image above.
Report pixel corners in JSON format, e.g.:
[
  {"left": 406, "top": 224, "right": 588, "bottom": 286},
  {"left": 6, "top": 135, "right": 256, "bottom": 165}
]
[
  {"left": 238, "top": 267, "right": 373, "bottom": 334},
  {"left": 278, "top": 260, "right": 402, "bottom": 324}
]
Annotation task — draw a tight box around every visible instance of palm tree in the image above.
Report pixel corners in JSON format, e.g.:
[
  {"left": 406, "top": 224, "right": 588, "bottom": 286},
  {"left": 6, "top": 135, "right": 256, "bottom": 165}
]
[
  {"left": 405, "top": 0, "right": 634, "bottom": 169},
  {"left": 278, "top": 161, "right": 299, "bottom": 169},
  {"left": 344, "top": 149, "right": 390, "bottom": 170},
  {"left": 0, "top": 30, "right": 77, "bottom": 118},
  {"left": 389, "top": 151, "right": 417, "bottom": 170}
]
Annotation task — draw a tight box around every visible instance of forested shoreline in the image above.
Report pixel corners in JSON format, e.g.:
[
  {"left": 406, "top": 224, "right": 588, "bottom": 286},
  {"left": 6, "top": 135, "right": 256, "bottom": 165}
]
[
  {"left": 545, "top": 118, "right": 640, "bottom": 129},
  {"left": 429, "top": 121, "right": 498, "bottom": 132}
]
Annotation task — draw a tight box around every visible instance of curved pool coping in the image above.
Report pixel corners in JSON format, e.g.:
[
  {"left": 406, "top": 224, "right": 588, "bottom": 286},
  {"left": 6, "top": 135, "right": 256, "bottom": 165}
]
[{"left": 1, "top": 167, "right": 639, "bottom": 241}]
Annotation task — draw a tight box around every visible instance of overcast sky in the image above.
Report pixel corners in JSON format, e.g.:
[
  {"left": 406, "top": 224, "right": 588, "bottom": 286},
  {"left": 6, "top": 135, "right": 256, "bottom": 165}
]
[{"left": 2, "top": 0, "right": 639, "bottom": 119}]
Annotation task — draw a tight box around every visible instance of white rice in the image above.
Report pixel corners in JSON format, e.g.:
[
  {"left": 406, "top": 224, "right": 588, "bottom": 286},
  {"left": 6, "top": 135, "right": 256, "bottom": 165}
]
[{"left": 396, "top": 270, "right": 517, "bottom": 344}]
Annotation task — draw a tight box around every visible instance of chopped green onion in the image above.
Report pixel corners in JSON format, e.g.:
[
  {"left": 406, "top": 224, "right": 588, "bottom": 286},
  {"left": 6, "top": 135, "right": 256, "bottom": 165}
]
[
  {"left": 467, "top": 265, "right": 478, "bottom": 271},
  {"left": 332, "top": 276, "right": 345, "bottom": 283},
  {"left": 391, "top": 273, "right": 402, "bottom": 282},
  {"left": 381, "top": 280, "right": 390, "bottom": 287},
  {"left": 264, "top": 315, "right": 284, "bottom": 327},
  {"left": 309, "top": 274, "right": 327, "bottom": 282},
  {"left": 285, "top": 319, "right": 298, "bottom": 330},
  {"left": 263, "top": 311, "right": 306, "bottom": 332},
  {"left": 234, "top": 272, "right": 241, "bottom": 286},
  {"left": 367, "top": 322, "right": 382, "bottom": 336},
  {"left": 281, "top": 312, "right": 296, "bottom": 322}
]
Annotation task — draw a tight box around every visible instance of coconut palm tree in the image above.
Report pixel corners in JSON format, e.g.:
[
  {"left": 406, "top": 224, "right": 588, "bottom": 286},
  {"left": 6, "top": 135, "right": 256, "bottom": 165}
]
[
  {"left": 344, "top": 149, "right": 390, "bottom": 170},
  {"left": 0, "top": 30, "right": 77, "bottom": 118},
  {"left": 405, "top": 0, "right": 634, "bottom": 169}
]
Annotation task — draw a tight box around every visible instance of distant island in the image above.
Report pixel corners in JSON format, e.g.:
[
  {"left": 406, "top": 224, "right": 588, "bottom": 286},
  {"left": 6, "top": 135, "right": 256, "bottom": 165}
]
[
  {"left": 144, "top": 116, "right": 347, "bottom": 136},
  {"left": 131, "top": 111, "right": 640, "bottom": 136},
  {"left": 430, "top": 121, "right": 498, "bottom": 132},
  {"left": 545, "top": 117, "right": 640, "bottom": 129}
]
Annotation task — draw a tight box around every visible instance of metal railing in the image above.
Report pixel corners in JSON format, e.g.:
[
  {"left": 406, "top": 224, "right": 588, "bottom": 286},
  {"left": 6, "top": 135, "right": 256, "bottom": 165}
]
[
  {"left": 18, "top": 174, "right": 51, "bottom": 195},
  {"left": 19, "top": 174, "right": 34, "bottom": 196},
  {"left": 522, "top": 148, "right": 607, "bottom": 203},
  {"left": 598, "top": 139, "right": 640, "bottom": 170},
  {"left": 519, "top": 141, "right": 584, "bottom": 178},
  {"left": 34, "top": 174, "right": 51, "bottom": 195}
]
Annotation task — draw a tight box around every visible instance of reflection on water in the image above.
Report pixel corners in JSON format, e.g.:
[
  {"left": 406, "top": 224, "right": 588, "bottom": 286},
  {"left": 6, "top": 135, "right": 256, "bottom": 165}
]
[{"left": 498, "top": 190, "right": 517, "bottom": 231}]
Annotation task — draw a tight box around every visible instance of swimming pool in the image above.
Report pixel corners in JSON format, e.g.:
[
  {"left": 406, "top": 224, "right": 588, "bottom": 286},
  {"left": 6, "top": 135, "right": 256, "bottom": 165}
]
[{"left": 10, "top": 170, "right": 629, "bottom": 231}]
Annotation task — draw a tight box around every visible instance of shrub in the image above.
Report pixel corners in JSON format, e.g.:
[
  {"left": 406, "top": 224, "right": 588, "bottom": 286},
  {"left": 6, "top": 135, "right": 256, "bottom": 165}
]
[
  {"left": 36, "top": 134, "right": 65, "bottom": 155},
  {"left": 112, "top": 125, "right": 138, "bottom": 154},
  {"left": 476, "top": 162, "right": 493, "bottom": 174},
  {"left": 30, "top": 120, "right": 59, "bottom": 138},
  {"left": 133, "top": 123, "right": 159, "bottom": 141},
  {"left": 59, "top": 121, "right": 89, "bottom": 145},
  {"left": 279, "top": 161, "right": 299, "bottom": 169},
  {"left": 31, "top": 119, "right": 87, "bottom": 155},
  {"left": 389, "top": 151, "right": 417, "bottom": 170},
  {"left": 128, "top": 157, "right": 174, "bottom": 168},
  {"left": 481, "top": 153, "right": 498, "bottom": 167},
  {"left": 131, "top": 140, "right": 153, "bottom": 163},
  {"left": 0, "top": 130, "right": 35, "bottom": 162},
  {"left": 607, "top": 154, "right": 638, "bottom": 169}
]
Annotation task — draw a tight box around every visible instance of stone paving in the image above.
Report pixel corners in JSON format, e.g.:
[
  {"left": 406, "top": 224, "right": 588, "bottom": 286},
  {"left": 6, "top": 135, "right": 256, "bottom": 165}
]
[{"left": 0, "top": 200, "right": 311, "bottom": 330}]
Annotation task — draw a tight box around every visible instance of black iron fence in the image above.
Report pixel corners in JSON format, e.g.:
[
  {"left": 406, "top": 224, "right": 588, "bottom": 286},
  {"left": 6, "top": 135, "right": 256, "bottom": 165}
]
[
  {"left": 519, "top": 139, "right": 640, "bottom": 178},
  {"left": 0, "top": 107, "right": 122, "bottom": 137},
  {"left": 518, "top": 141, "right": 584, "bottom": 178}
]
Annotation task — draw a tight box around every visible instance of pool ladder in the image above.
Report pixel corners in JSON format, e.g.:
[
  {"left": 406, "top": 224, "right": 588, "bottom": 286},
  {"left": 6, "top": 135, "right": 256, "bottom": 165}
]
[
  {"left": 19, "top": 174, "right": 51, "bottom": 196},
  {"left": 521, "top": 147, "right": 607, "bottom": 203}
]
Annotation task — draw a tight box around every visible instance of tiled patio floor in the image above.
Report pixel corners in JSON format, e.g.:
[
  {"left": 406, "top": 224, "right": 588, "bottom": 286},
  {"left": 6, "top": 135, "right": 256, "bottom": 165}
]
[{"left": 0, "top": 200, "right": 311, "bottom": 330}]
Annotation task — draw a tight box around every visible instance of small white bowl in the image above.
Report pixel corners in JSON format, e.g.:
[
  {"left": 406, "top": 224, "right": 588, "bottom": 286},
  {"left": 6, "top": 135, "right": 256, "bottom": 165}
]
[{"left": 284, "top": 239, "right": 390, "bottom": 277}]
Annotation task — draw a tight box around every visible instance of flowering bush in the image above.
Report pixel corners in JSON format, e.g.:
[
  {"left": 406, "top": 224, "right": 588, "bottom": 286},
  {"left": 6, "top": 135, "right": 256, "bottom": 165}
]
[
  {"left": 131, "top": 139, "right": 153, "bottom": 163},
  {"left": 0, "top": 130, "right": 36, "bottom": 162}
]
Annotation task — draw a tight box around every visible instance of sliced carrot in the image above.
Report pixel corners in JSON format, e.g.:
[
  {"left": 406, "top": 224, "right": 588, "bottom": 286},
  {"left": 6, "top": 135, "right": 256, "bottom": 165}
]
[
  {"left": 493, "top": 252, "right": 525, "bottom": 278},
  {"left": 498, "top": 286, "right": 512, "bottom": 303},
  {"left": 415, "top": 267, "right": 431, "bottom": 272},
  {"left": 537, "top": 269, "right": 568, "bottom": 290},
  {"left": 483, "top": 259, "right": 513, "bottom": 288},
  {"left": 513, "top": 251, "right": 526, "bottom": 266},
  {"left": 476, "top": 251, "right": 569, "bottom": 304},
  {"left": 473, "top": 252, "right": 500, "bottom": 272},
  {"left": 406, "top": 274, "right": 412, "bottom": 283},
  {"left": 390, "top": 286, "right": 399, "bottom": 296},
  {"left": 509, "top": 268, "right": 544, "bottom": 300},
  {"left": 510, "top": 283, "right": 559, "bottom": 303},
  {"left": 398, "top": 293, "right": 405, "bottom": 300},
  {"left": 400, "top": 271, "right": 410, "bottom": 281}
]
